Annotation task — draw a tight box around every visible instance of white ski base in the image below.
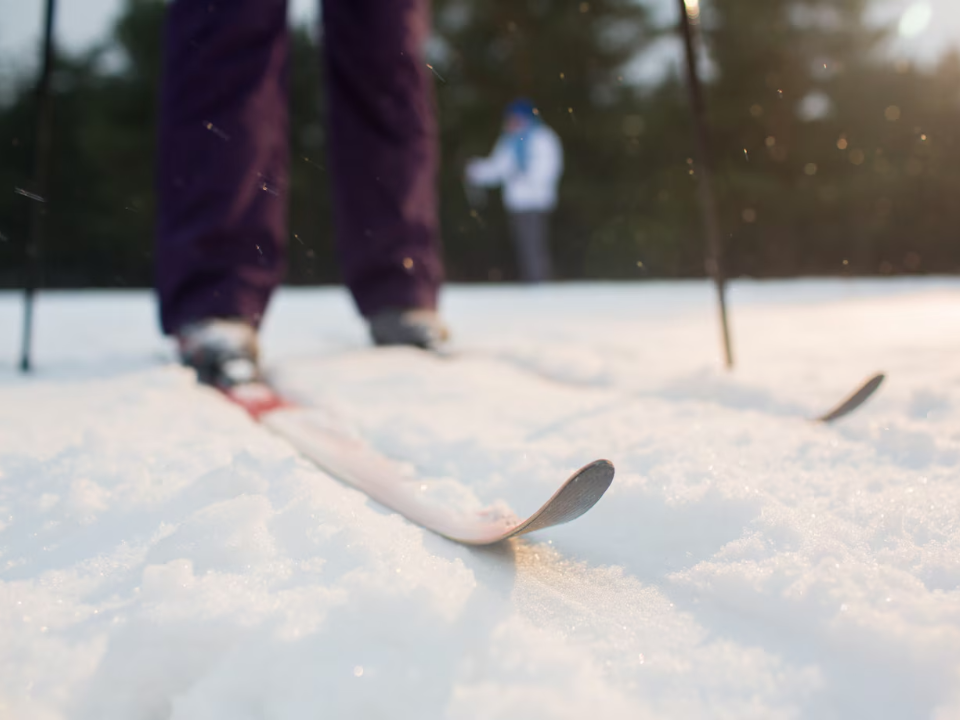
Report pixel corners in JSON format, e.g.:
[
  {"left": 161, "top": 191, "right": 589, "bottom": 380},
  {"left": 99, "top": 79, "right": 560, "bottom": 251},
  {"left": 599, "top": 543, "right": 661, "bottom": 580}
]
[{"left": 262, "top": 408, "right": 614, "bottom": 545}]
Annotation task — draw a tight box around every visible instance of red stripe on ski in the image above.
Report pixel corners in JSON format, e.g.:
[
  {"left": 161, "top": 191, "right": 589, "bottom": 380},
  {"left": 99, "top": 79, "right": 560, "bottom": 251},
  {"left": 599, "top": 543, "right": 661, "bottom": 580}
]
[{"left": 221, "top": 382, "right": 293, "bottom": 420}]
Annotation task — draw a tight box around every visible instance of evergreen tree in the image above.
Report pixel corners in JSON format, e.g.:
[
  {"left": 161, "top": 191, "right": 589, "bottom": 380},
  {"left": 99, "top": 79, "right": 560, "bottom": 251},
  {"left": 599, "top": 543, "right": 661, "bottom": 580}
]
[{"left": 701, "top": 0, "right": 960, "bottom": 276}]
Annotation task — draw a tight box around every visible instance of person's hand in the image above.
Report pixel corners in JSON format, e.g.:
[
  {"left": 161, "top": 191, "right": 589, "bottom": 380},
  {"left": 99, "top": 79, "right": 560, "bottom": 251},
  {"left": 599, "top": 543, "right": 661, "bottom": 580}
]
[{"left": 463, "top": 159, "right": 479, "bottom": 184}]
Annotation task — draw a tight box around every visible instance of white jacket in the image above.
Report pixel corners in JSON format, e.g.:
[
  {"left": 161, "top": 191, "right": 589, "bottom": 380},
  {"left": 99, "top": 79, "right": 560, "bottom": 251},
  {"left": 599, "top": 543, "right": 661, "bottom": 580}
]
[{"left": 466, "top": 124, "right": 564, "bottom": 212}]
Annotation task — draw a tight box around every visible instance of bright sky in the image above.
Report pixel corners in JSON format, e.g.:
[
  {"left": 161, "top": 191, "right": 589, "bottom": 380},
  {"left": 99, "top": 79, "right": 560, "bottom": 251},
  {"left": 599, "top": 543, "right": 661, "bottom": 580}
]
[
  {"left": 0, "top": 0, "right": 317, "bottom": 68},
  {"left": 0, "top": 0, "right": 958, "bottom": 75}
]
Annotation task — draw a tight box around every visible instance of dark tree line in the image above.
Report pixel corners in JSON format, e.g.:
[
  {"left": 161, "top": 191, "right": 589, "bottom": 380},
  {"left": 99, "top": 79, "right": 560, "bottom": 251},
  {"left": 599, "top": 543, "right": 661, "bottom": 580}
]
[{"left": 2, "top": 0, "right": 960, "bottom": 289}]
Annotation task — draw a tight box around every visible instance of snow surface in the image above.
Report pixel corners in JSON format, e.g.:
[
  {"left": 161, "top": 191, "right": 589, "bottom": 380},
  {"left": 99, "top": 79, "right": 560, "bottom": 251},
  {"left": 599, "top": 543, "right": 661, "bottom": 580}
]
[{"left": 2, "top": 279, "right": 960, "bottom": 719}]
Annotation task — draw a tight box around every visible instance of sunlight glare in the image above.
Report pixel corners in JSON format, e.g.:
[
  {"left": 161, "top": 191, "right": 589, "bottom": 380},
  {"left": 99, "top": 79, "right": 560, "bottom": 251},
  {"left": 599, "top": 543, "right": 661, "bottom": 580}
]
[{"left": 899, "top": 2, "right": 932, "bottom": 38}]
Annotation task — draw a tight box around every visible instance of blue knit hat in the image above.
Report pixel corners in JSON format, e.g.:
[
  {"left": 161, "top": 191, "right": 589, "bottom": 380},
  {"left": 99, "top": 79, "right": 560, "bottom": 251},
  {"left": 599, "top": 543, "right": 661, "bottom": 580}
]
[{"left": 504, "top": 98, "right": 538, "bottom": 121}]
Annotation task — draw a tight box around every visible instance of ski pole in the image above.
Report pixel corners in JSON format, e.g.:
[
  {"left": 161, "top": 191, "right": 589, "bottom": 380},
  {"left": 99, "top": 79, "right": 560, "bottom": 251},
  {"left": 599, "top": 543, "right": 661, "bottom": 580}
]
[
  {"left": 20, "top": 0, "right": 58, "bottom": 372},
  {"left": 676, "top": 0, "right": 734, "bottom": 368}
]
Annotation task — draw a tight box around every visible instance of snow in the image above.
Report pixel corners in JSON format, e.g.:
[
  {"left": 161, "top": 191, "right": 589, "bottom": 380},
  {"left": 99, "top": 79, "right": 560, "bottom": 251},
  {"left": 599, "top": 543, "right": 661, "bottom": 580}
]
[{"left": 2, "top": 279, "right": 960, "bottom": 719}]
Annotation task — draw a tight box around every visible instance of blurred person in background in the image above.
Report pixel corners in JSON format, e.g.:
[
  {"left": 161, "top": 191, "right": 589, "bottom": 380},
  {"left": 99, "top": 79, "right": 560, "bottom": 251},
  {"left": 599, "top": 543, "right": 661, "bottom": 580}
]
[
  {"left": 156, "top": 0, "right": 447, "bottom": 389},
  {"left": 466, "top": 99, "right": 564, "bottom": 284}
]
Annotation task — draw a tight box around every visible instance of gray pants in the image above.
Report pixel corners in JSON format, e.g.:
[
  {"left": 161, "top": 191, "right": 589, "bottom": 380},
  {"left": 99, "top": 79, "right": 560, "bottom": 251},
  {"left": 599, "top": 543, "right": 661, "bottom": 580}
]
[{"left": 508, "top": 211, "right": 553, "bottom": 283}]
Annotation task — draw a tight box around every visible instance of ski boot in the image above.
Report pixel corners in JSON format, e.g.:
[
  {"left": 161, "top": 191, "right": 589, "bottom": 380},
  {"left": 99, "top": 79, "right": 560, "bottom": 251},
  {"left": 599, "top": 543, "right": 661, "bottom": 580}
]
[
  {"left": 176, "top": 318, "right": 259, "bottom": 389},
  {"left": 367, "top": 308, "right": 449, "bottom": 350},
  {"left": 177, "top": 318, "right": 288, "bottom": 417}
]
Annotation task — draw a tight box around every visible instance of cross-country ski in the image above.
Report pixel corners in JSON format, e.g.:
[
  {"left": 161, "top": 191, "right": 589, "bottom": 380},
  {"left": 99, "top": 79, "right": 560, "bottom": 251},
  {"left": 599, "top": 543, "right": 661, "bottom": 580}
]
[{"left": 222, "top": 381, "right": 614, "bottom": 544}]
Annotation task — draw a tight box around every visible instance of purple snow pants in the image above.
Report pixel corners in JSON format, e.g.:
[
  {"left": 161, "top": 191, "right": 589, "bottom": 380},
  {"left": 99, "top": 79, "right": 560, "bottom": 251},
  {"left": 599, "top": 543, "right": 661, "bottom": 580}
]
[{"left": 155, "top": 0, "right": 443, "bottom": 334}]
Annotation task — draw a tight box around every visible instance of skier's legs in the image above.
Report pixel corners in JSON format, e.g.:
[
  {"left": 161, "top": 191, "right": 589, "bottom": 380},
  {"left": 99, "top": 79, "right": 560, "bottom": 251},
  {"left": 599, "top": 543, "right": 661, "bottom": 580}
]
[
  {"left": 509, "top": 211, "right": 553, "bottom": 283},
  {"left": 156, "top": 0, "right": 290, "bottom": 335},
  {"left": 322, "top": 0, "right": 443, "bottom": 317}
]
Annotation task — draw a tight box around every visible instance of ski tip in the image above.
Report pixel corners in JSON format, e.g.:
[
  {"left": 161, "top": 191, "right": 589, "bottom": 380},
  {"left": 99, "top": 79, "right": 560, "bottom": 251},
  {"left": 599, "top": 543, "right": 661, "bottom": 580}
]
[
  {"left": 571, "top": 459, "right": 616, "bottom": 495},
  {"left": 581, "top": 458, "right": 616, "bottom": 483},
  {"left": 815, "top": 372, "right": 885, "bottom": 424},
  {"left": 551, "top": 457, "right": 616, "bottom": 520},
  {"left": 508, "top": 459, "right": 615, "bottom": 540}
]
